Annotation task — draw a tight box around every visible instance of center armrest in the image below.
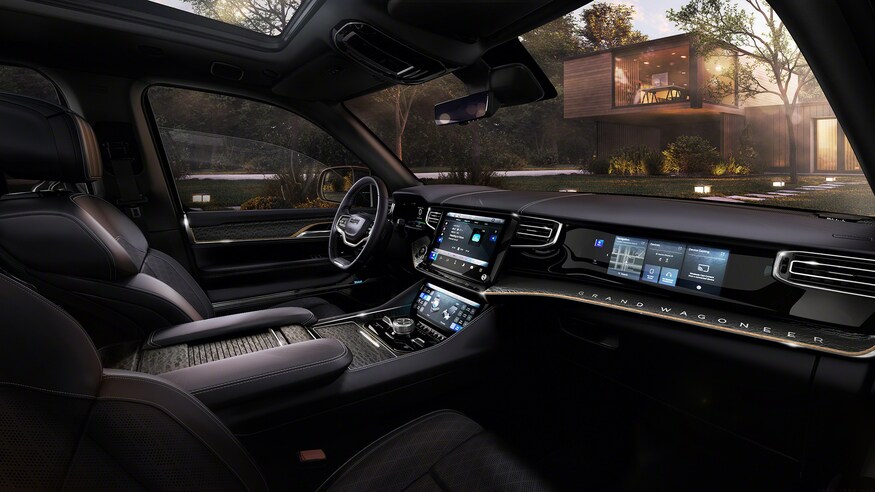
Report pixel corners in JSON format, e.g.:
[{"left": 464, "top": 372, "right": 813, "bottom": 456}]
[
  {"left": 160, "top": 338, "right": 351, "bottom": 408},
  {"left": 146, "top": 307, "right": 317, "bottom": 348}
]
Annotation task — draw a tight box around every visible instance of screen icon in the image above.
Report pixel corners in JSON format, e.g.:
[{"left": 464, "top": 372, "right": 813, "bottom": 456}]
[
  {"left": 471, "top": 233, "right": 482, "bottom": 243},
  {"left": 594, "top": 239, "right": 605, "bottom": 247},
  {"left": 659, "top": 267, "right": 679, "bottom": 287},
  {"left": 697, "top": 264, "right": 711, "bottom": 273}
]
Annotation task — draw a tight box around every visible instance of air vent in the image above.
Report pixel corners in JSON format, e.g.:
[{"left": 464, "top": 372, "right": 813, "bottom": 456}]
[
  {"left": 333, "top": 22, "right": 446, "bottom": 83},
  {"left": 425, "top": 208, "right": 443, "bottom": 229},
  {"left": 774, "top": 251, "right": 875, "bottom": 298},
  {"left": 513, "top": 217, "right": 562, "bottom": 248}
]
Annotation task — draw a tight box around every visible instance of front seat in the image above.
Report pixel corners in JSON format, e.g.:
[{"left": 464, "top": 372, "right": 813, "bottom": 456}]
[
  {"left": 0, "top": 93, "right": 343, "bottom": 346},
  {"left": 0, "top": 273, "right": 552, "bottom": 491}
]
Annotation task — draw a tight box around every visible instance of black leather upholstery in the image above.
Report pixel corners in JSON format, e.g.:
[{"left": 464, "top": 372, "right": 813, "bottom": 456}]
[
  {"left": 146, "top": 307, "right": 318, "bottom": 348},
  {"left": 318, "top": 410, "right": 553, "bottom": 491},
  {"left": 0, "top": 273, "right": 268, "bottom": 491},
  {"left": 0, "top": 94, "right": 343, "bottom": 343},
  {"left": 274, "top": 296, "right": 345, "bottom": 319},
  {"left": 0, "top": 94, "right": 101, "bottom": 182},
  {"left": 0, "top": 273, "right": 548, "bottom": 490},
  {"left": 161, "top": 338, "right": 352, "bottom": 408}
]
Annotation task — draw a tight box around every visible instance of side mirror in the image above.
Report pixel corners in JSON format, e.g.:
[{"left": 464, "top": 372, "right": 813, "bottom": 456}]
[{"left": 318, "top": 166, "right": 371, "bottom": 203}]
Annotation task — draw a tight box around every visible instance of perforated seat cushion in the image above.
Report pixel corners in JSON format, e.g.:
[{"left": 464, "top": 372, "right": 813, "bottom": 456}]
[{"left": 319, "top": 410, "right": 553, "bottom": 492}]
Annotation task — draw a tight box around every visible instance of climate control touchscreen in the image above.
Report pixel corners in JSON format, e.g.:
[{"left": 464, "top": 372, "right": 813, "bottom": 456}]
[
  {"left": 571, "top": 230, "right": 731, "bottom": 295},
  {"left": 415, "top": 283, "right": 481, "bottom": 332}
]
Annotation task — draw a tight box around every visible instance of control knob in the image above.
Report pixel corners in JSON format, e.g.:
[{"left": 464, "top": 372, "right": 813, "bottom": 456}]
[{"left": 391, "top": 317, "right": 415, "bottom": 336}]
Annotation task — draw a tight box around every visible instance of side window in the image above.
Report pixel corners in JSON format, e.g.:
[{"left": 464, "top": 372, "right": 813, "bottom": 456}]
[{"left": 147, "top": 86, "right": 361, "bottom": 211}]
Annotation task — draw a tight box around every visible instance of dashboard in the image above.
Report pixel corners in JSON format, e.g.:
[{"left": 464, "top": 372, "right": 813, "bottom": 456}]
[{"left": 393, "top": 185, "right": 875, "bottom": 358}]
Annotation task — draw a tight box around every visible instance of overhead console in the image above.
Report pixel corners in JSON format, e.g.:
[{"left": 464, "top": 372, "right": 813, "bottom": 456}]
[{"left": 333, "top": 22, "right": 447, "bottom": 83}]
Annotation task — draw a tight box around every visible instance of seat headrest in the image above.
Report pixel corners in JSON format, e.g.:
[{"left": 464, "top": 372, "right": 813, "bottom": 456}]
[
  {"left": 0, "top": 93, "right": 102, "bottom": 183},
  {"left": 0, "top": 273, "right": 102, "bottom": 396}
]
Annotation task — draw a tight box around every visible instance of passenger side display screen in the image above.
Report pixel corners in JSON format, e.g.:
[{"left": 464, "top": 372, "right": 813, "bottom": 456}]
[
  {"left": 570, "top": 230, "right": 731, "bottom": 295},
  {"left": 605, "top": 235, "right": 729, "bottom": 294},
  {"left": 426, "top": 211, "right": 506, "bottom": 283}
]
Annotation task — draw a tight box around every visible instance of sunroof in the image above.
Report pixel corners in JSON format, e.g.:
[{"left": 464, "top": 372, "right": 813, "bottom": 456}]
[{"left": 148, "top": 0, "right": 300, "bottom": 36}]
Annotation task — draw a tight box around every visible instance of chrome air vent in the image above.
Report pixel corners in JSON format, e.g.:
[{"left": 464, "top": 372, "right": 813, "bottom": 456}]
[
  {"left": 774, "top": 251, "right": 875, "bottom": 298},
  {"left": 425, "top": 208, "right": 443, "bottom": 229},
  {"left": 512, "top": 216, "right": 562, "bottom": 248}
]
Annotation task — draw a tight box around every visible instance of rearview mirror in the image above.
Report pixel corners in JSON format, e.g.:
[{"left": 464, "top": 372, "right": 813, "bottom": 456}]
[
  {"left": 434, "top": 91, "right": 494, "bottom": 126},
  {"left": 318, "top": 166, "right": 371, "bottom": 203}
]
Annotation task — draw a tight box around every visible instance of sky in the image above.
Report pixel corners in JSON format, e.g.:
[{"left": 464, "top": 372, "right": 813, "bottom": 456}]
[
  {"left": 149, "top": 0, "right": 194, "bottom": 13},
  {"left": 574, "top": 0, "right": 688, "bottom": 39}
]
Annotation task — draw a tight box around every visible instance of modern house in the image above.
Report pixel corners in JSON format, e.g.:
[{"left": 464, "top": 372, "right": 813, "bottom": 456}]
[{"left": 564, "top": 34, "right": 862, "bottom": 173}]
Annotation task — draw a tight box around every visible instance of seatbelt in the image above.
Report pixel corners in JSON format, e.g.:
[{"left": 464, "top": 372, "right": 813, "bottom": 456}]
[{"left": 103, "top": 140, "right": 148, "bottom": 220}]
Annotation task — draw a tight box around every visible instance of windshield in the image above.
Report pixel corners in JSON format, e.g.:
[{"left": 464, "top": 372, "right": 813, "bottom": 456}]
[{"left": 346, "top": 0, "right": 875, "bottom": 217}]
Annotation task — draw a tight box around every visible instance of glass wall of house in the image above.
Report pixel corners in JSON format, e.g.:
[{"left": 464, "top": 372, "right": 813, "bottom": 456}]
[
  {"left": 614, "top": 42, "right": 690, "bottom": 107},
  {"left": 703, "top": 50, "right": 738, "bottom": 106},
  {"left": 816, "top": 118, "right": 863, "bottom": 172}
]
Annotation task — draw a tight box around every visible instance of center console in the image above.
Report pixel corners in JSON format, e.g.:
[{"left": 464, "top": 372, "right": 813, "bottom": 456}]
[{"left": 362, "top": 283, "right": 483, "bottom": 352}]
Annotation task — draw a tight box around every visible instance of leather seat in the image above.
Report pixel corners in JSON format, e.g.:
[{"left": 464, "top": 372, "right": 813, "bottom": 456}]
[
  {"left": 0, "top": 273, "right": 552, "bottom": 491},
  {"left": 0, "top": 93, "right": 344, "bottom": 346}
]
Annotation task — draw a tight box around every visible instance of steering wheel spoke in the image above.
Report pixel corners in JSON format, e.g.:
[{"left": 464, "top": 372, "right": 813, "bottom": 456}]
[{"left": 328, "top": 177, "right": 389, "bottom": 271}]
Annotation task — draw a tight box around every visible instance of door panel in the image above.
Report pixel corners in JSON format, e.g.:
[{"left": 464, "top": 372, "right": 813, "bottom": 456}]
[
  {"left": 146, "top": 86, "right": 369, "bottom": 312},
  {"left": 186, "top": 209, "right": 350, "bottom": 308}
]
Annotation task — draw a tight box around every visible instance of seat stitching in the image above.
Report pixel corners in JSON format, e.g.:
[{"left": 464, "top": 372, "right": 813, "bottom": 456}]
[
  {"left": 191, "top": 344, "right": 350, "bottom": 394},
  {"left": 0, "top": 381, "right": 95, "bottom": 399}
]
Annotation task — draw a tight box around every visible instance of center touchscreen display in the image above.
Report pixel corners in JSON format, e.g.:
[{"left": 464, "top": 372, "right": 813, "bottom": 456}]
[
  {"left": 570, "top": 229, "right": 731, "bottom": 295},
  {"left": 426, "top": 211, "right": 506, "bottom": 282}
]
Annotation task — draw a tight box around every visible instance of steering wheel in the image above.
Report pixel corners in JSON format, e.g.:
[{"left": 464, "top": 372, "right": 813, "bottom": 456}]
[{"left": 329, "top": 176, "right": 390, "bottom": 271}]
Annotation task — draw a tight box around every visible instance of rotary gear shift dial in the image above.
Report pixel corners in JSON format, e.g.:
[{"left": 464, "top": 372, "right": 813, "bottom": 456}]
[{"left": 391, "top": 317, "right": 415, "bottom": 336}]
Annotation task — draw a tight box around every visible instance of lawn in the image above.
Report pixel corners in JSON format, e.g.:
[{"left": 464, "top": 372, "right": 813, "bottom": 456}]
[
  {"left": 176, "top": 174, "right": 875, "bottom": 217},
  {"left": 176, "top": 179, "right": 269, "bottom": 210}
]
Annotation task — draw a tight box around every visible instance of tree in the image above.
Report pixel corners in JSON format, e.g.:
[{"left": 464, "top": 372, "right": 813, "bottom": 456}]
[
  {"left": 668, "top": 0, "right": 819, "bottom": 183},
  {"left": 382, "top": 85, "right": 420, "bottom": 161},
  {"left": 576, "top": 3, "right": 648, "bottom": 52},
  {"left": 185, "top": 0, "right": 299, "bottom": 35}
]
